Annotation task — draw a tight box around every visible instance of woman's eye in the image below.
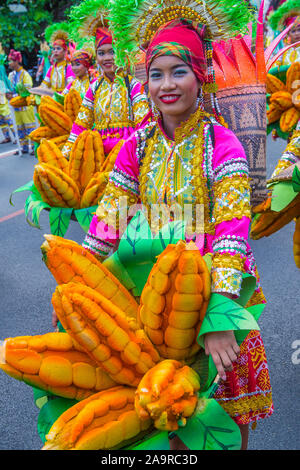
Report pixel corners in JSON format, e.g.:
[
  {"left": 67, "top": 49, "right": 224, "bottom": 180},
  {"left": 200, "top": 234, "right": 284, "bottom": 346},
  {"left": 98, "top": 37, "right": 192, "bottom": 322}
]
[
  {"left": 149, "top": 72, "right": 162, "bottom": 80},
  {"left": 174, "top": 69, "right": 187, "bottom": 76}
]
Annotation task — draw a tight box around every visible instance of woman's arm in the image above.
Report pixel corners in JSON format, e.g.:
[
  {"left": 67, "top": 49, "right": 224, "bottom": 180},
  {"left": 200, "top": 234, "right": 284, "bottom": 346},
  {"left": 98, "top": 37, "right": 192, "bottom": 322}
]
[{"left": 204, "top": 125, "right": 252, "bottom": 379}]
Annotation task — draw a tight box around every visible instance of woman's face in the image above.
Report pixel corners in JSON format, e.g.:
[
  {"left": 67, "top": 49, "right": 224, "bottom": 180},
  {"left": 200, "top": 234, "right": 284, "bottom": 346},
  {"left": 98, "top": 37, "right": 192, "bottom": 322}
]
[
  {"left": 96, "top": 44, "right": 116, "bottom": 76},
  {"left": 71, "top": 61, "right": 87, "bottom": 78},
  {"left": 289, "top": 23, "right": 300, "bottom": 44},
  {"left": 148, "top": 55, "right": 200, "bottom": 122},
  {"left": 52, "top": 45, "right": 66, "bottom": 63},
  {"left": 8, "top": 59, "right": 19, "bottom": 70}
]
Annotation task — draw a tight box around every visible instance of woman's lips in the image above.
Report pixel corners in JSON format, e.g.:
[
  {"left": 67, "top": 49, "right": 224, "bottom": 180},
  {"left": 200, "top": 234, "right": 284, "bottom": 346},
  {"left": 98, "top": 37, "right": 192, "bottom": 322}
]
[{"left": 159, "top": 94, "right": 181, "bottom": 104}]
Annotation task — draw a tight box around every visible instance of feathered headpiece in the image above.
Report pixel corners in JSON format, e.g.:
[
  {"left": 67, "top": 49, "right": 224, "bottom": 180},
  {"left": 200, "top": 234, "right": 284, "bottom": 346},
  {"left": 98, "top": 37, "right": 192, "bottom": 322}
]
[
  {"left": 71, "top": 42, "right": 95, "bottom": 69},
  {"left": 68, "top": 0, "right": 112, "bottom": 49},
  {"left": 269, "top": 0, "right": 300, "bottom": 31},
  {"left": 44, "top": 22, "right": 71, "bottom": 49},
  {"left": 109, "top": 0, "right": 254, "bottom": 70}
]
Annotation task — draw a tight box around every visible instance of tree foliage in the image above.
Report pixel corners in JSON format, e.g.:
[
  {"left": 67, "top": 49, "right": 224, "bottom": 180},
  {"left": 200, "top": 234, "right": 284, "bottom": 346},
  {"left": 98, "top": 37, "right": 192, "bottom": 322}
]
[{"left": 0, "top": 1, "right": 79, "bottom": 52}]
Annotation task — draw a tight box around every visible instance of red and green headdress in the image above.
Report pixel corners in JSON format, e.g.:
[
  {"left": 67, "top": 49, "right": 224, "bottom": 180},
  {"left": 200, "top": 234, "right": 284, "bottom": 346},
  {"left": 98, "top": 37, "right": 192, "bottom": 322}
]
[
  {"left": 269, "top": 0, "right": 300, "bottom": 31},
  {"left": 44, "top": 22, "right": 71, "bottom": 50}
]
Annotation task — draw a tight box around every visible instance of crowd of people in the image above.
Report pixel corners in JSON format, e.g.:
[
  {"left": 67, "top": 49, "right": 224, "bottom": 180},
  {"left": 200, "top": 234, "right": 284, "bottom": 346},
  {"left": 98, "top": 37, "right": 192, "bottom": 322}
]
[{"left": 0, "top": 0, "right": 299, "bottom": 451}]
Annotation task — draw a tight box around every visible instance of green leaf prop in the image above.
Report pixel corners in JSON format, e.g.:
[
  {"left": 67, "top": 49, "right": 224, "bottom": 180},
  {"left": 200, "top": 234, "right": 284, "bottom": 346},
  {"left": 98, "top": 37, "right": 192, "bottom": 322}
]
[
  {"left": 176, "top": 395, "right": 241, "bottom": 450},
  {"left": 54, "top": 92, "right": 65, "bottom": 106},
  {"left": 103, "top": 211, "right": 186, "bottom": 296},
  {"left": 292, "top": 165, "right": 300, "bottom": 193},
  {"left": 270, "top": 181, "right": 298, "bottom": 211},
  {"left": 74, "top": 206, "right": 97, "bottom": 233},
  {"left": 197, "top": 293, "right": 260, "bottom": 349},
  {"left": 49, "top": 207, "right": 73, "bottom": 238},
  {"left": 37, "top": 397, "right": 78, "bottom": 444},
  {"left": 125, "top": 430, "right": 170, "bottom": 451},
  {"left": 16, "top": 82, "right": 30, "bottom": 98}
]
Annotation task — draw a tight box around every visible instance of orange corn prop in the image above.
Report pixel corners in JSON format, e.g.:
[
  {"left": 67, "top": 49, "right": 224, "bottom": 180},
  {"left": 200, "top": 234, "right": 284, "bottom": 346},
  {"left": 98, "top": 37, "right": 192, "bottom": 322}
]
[
  {"left": 33, "top": 163, "right": 81, "bottom": 208},
  {"left": 42, "top": 386, "right": 152, "bottom": 450},
  {"left": 52, "top": 283, "right": 159, "bottom": 386},
  {"left": 101, "top": 140, "right": 124, "bottom": 173},
  {"left": 39, "top": 103, "right": 72, "bottom": 136},
  {"left": 69, "top": 130, "right": 105, "bottom": 193},
  {"left": 64, "top": 88, "right": 82, "bottom": 122},
  {"left": 37, "top": 139, "right": 69, "bottom": 172},
  {"left": 139, "top": 240, "right": 211, "bottom": 361},
  {"left": 135, "top": 360, "right": 200, "bottom": 431},
  {"left": 0, "top": 333, "right": 117, "bottom": 400},
  {"left": 28, "top": 126, "right": 56, "bottom": 143},
  {"left": 80, "top": 171, "right": 109, "bottom": 208},
  {"left": 41, "top": 234, "right": 139, "bottom": 319}
]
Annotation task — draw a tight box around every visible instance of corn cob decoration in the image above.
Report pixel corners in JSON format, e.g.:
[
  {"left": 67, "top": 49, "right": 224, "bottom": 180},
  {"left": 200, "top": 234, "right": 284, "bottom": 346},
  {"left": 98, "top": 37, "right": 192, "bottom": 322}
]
[
  {"left": 42, "top": 386, "right": 152, "bottom": 450},
  {"left": 9, "top": 95, "right": 28, "bottom": 108},
  {"left": 101, "top": 140, "right": 124, "bottom": 173},
  {"left": 267, "top": 62, "right": 300, "bottom": 134},
  {"left": 52, "top": 283, "right": 160, "bottom": 386},
  {"left": 28, "top": 126, "right": 56, "bottom": 143},
  {"left": 69, "top": 130, "right": 105, "bottom": 193},
  {"left": 135, "top": 360, "right": 200, "bottom": 431},
  {"left": 37, "top": 139, "right": 69, "bottom": 173},
  {"left": 80, "top": 172, "right": 109, "bottom": 208},
  {"left": 48, "top": 135, "right": 69, "bottom": 150},
  {"left": 139, "top": 240, "right": 211, "bottom": 361},
  {"left": 33, "top": 163, "right": 81, "bottom": 209},
  {"left": 40, "top": 95, "right": 65, "bottom": 113},
  {"left": 41, "top": 234, "right": 139, "bottom": 320},
  {"left": 293, "top": 217, "right": 300, "bottom": 268},
  {"left": 39, "top": 103, "right": 73, "bottom": 136},
  {"left": 251, "top": 193, "right": 300, "bottom": 239},
  {"left": 64, "top": 88, "right": 82, "bottom": 122},
  {"left": 0, "top": 333, "right": 117, "bottom": 400}
]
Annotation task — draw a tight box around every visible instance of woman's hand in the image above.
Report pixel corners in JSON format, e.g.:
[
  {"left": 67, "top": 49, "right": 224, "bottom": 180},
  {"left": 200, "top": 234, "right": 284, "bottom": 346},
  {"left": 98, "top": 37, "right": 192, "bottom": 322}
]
[{"left": 204, "top": 330, "right": 240, "bottom": 381}]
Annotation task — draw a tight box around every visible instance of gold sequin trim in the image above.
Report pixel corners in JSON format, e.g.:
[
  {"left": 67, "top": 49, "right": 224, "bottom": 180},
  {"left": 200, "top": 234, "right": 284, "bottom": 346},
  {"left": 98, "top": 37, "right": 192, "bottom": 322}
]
[
  {"left": 213, "top": 175, "right": 251, "bottom": 225},
  {"left": 219, "top": 392, "right": 273, "bottom": 418}
]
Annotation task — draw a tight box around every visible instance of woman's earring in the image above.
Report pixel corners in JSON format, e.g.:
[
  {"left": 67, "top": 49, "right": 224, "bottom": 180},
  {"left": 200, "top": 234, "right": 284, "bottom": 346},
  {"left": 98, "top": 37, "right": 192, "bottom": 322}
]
[{"left": 196, "top": 88, "right": 204, "bottom": 110}]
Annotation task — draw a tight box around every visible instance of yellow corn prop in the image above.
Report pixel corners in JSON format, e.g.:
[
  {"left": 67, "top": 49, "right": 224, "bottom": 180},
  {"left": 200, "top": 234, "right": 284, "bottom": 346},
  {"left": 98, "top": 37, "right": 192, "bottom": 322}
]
[
  {"left": 135, "top": 360, "right": 200, "bottom": 431},
  {"left": 80, "top": 171, "right": 109, "bottom": 208},
  {"left": 139, "top": 240, "right": 211, "bottom": 361},
  {"left": 40, "top": 95, "right": 65, "bottom": 113},
  {"left": 0, "top": 333, "right": 117, "bottom": 400},
  {"left": 33, "top": 163, "right": 81, "bottom": 209},
  {"left": 41, "top": 234, "right": 139, "bottom": 320},
  {"left": 251, "top": 193, "right": 300, "bottom": 239},
  {"left": 267, "top": 62, "right": 300, "bottom": 133},
  {"left": 69, "top": 130, "right": 105, "bottom": 193},
  {"left": 37, "top": 139, "right": 69, "bottom": 172},
  {"left": 39, "top": 103, "right": 72, "bottom": 136},
  {"left": 266, "top": 73, "right": 286, "bottom": 94},
  {"left": 64, "top": 88, "right": 82, "bottom": 122},
  {"left": 293, "top": 217, "right": 300, "bottom": 268},
  {"left": 101, "top": 140, "right": 124, "bottom": 173},
  {"left": 9, "top": 95, "right": 28, "bottom": 108},
  {"left": 280, "top": 107, "right": 300, "bottom": 133},
  {"left": 52, "top": 282, "right": 160, "bottom": 387},
  {"left": 26, "top": 95, "right": 37, "bottom": 106},
  {"left": 48, "top": 134, "right": 69, "bottom": 150},
  {"left": 42, "top": 386, "right": 152, "bottom": 450},
  {"left": 28, "top": 126, "right": 56, "bottom": 143}
]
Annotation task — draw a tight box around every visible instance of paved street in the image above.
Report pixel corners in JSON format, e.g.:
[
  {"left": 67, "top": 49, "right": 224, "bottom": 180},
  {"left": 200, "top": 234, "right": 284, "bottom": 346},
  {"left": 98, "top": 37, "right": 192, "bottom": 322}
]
[{"left": 0, "top": 135, "right": 299, "bottom": 450}]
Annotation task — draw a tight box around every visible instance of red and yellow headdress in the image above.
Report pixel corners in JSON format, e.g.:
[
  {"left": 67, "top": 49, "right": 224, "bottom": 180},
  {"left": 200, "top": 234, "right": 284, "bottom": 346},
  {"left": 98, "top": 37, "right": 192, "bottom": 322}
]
[{"left": 44, "top": 22, "right": 71, "bottom": 51}]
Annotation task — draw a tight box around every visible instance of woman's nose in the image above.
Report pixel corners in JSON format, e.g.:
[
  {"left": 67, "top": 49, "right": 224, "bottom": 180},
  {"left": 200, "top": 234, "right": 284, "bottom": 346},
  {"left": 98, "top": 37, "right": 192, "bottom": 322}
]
[{"left": 161, "top": 74, "right": 176, "bottom": 91}]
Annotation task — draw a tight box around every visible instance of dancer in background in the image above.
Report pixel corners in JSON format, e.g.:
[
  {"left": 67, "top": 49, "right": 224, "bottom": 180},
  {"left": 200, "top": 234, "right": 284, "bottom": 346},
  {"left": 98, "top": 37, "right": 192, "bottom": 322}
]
[
  {"left": 7, "top": 49, "right": 35, "bottom": 154},
  {"left": 41, "top": 23, "right": 75, "bottom": 93}
]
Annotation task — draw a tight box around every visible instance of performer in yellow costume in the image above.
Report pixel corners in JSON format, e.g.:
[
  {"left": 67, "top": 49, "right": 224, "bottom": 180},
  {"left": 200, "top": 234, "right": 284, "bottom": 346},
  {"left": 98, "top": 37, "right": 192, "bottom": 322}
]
[
  {"left": 269, "top": 0, "right": 300, "bottom": 66},
  {"left": 62, "top": 48, "right": 95, "bottom": 98},
  {"left": 7, "top": 49, "right": 35, "bottom": 154},
  {"left": 41, "top": 23, "right": 75, "bottom": 93}
]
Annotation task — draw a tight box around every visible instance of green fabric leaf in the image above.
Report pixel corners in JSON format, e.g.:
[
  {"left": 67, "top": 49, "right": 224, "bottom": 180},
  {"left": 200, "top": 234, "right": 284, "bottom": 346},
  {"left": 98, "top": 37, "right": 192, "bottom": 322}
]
[
  {"left": 37, "top": 397, "right": 78, "bottom": 444},
  {"left": 125, "top": 430, "right": 170, "bottom": 450},
  {"left": 197, "top": 294, "right": 260, "bottom": 349},
  {"left": 74, "top": 206, "right": 97, "bottom": 233},
  {"left": 270, "top": 181, "right": 298, "bottom": 211},
  {"left": 54, "top": 92, "right": 65, "bottom": 106},
  {"left": 176, "top": 397, "right": 241, "bottom": 450},
  {"left": 49, "top": 207, "right": 73, "bottom": 237},
  {"left": 103, "top": 252, "right": 137, "bottom": 294},
  {"left": 292, "top": 165, "right": 300, "bottom": 193},
  {"left": 189, "top": 350, "right": 217, "bottom": 393},
  {"left": 151, "top": 220, "right": 185, "bottom": 261},
  {"left": 29, "top": 200, "right": 50, "bottom": 229},
  {"left": 9, "top": 180, "right": 35, "bottom": 206}
]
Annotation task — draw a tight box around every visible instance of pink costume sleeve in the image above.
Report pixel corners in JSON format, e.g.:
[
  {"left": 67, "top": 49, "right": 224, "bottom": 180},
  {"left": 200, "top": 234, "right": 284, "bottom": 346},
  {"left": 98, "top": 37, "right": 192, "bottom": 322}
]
[
  {"left": 209, "top": 125, "right": 253, "bottom": 298},
  {"left": 82, "top": 133, "right": 140, "bottom": 258}
]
